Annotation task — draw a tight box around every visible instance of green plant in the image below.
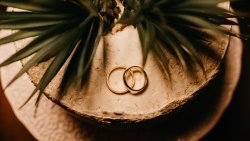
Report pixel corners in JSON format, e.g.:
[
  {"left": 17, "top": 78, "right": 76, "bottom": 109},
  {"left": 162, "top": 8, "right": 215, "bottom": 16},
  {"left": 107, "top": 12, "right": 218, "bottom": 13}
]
[
  {"left": 0, "top": 0, "right": 246, "bottom": 107},
  {"left": 0, "top": 0, "right": 108, "bottom": 107},
  {"left": 119, "top": 0, "right": 244, "bottom": 81}
]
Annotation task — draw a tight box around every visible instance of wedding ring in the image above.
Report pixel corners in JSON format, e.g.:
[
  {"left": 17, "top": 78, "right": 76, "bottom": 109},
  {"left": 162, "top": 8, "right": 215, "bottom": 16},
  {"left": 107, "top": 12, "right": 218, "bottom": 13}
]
[
  {"left": 123, "top": 66, "right": 148, "bottom": 93},
  {"left": 106, "top": 66, "right": 135, "bottom": 94}
]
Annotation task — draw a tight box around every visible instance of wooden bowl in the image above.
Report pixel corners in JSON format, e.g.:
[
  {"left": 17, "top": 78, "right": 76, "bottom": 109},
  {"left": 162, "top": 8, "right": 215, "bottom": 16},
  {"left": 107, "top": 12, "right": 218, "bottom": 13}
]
[
  {"left": 6, "top": 2, "right": 234, "bottom": 129},
  {"left": 15, "top": 23, "right": 228, "bottom": 127}
]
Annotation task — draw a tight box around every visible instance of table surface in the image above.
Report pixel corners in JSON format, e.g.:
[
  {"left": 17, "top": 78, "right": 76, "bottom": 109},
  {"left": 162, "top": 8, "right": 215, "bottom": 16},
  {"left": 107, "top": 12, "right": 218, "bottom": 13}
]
[{"left": 1, "top": 2, "right": 250, "bottom": 141}]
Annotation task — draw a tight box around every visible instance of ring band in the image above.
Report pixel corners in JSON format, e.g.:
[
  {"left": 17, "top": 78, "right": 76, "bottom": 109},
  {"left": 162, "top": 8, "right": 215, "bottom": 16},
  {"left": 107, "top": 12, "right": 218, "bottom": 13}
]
[
  {"left": 106, "top": 66, "right": 135, "bottom": 94},
  {"left": 123, "top": 66, "right": 148, "bottom": 93}
]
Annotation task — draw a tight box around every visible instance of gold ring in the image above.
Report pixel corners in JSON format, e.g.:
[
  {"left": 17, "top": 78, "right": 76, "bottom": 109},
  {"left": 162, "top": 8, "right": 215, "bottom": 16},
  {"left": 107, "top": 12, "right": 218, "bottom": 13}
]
[
  {"left": 106, "top": 66, "right": 135, "bottom": 94},
  {"left": 123, "top": 66, "right": 148, "bottom": 93}
]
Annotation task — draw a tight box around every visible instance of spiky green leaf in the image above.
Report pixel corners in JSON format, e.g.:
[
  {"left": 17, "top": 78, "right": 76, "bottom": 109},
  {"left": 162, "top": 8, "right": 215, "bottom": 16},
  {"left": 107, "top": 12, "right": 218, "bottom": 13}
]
[
  {"left": 0, "top": 18, "right": 65, "bottom": 29},
  {"left": 0, "top": 30, "right": 43, "bottom": 46},
  {"left": 0, "top": 12, "right": 77, "bottom": 20},
  {"left": 0, "top": 18, "right": 83, "bottom": 67},
  {"left": 0, "top": 0, "right": 85, "bottom": 13}
]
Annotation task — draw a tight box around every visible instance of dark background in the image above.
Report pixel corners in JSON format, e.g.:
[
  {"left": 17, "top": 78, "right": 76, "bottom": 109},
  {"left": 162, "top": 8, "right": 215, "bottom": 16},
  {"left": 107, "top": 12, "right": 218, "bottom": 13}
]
[
  {"left": 201, "top": 1, "right": 250, "bottom": 141},
  {"left": 1, "top": 1, "right": 250, "bottom": 141}
]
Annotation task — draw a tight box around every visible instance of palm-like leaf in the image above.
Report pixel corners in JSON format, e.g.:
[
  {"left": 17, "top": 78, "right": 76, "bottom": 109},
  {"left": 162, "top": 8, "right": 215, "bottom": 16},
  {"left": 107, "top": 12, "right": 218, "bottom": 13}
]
[
  {"left": 118, "top": 0, "right": 243, "bottom": 80},
  {"left": 0, "top": 0, "right": 105, "bottom": 107}
]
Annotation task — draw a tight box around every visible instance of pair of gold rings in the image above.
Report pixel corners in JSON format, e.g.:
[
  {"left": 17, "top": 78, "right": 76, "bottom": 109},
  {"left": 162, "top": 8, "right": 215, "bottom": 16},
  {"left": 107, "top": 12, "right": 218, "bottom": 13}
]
[{"left": 106, "top": 66, "right": 148, "bottom": 94}]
